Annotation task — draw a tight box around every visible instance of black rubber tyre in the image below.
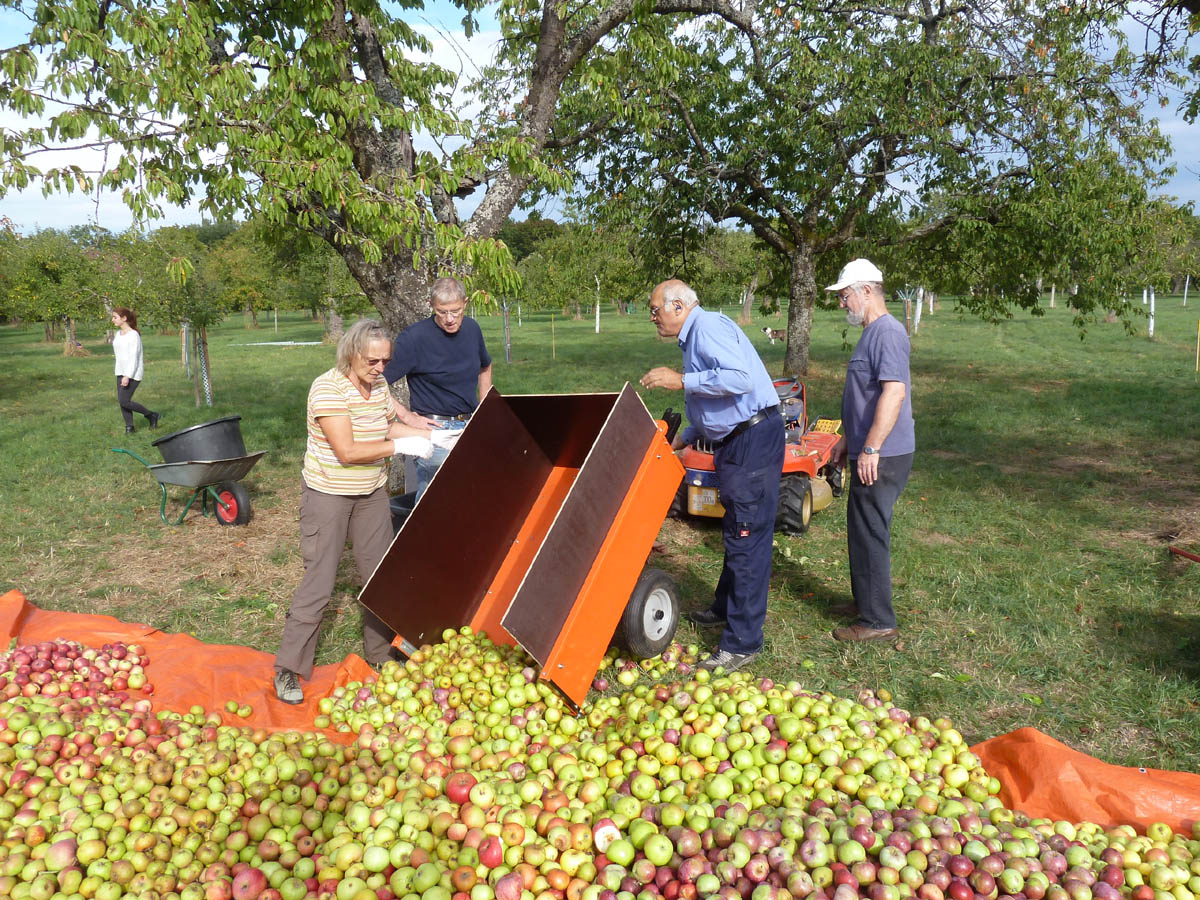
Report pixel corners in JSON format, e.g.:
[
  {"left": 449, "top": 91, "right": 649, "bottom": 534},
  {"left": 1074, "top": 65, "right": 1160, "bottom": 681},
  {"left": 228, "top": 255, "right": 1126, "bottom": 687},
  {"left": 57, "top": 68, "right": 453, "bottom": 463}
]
[
  {"left": 616, "top": 568, "right": 680, "bottom": 658},
  {"left": 826, "top": 465, "right": 845, "bottom": 498},
  {"left": 666, "top": 481, "right": 688, "bottom": 519},
  {"left": 776, "top": 474, "right": 813, "bottom": 535},
  {"left": 214, "top": 481, "right": 252, "bottom": 526}
]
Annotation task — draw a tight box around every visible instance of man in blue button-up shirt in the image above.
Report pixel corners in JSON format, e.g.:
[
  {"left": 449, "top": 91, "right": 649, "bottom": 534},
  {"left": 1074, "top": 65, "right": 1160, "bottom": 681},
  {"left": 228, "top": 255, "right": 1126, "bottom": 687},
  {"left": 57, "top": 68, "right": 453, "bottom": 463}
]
[{"left": 641, "top": 279, "right": 784, "bottom": 673}]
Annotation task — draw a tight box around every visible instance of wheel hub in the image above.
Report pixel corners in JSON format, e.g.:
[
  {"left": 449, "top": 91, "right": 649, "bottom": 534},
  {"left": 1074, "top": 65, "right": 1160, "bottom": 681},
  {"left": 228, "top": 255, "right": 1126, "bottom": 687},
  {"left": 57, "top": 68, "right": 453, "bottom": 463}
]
[{"left": 642, "top": 588, "right": 675, "bottom": 641}]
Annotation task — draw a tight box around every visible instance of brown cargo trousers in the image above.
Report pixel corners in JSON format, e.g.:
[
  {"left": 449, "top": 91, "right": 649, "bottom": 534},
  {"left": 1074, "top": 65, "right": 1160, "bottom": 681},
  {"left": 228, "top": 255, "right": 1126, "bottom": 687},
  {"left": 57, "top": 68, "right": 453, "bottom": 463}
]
[{"left": 274, "top": 481, "right": 395, "bottom": 680}]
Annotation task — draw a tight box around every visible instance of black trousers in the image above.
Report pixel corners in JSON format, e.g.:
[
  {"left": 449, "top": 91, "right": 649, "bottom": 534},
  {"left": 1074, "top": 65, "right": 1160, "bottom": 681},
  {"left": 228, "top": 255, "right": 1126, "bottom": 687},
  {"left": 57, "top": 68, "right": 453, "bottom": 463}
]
[
  {"left": 846, "top": 453, "right": 913, "bottom": 630},
  {"left": 116, "top": 377, "right": 154, "bottom": 428}
]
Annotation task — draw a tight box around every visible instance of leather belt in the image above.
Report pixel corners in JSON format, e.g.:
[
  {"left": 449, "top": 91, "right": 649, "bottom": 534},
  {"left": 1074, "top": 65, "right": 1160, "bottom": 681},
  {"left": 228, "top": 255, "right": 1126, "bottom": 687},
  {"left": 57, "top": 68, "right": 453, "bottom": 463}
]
[
  {"left": 421, "top": 413, "right": 472, "bottom": 422},
  {"left": 716, "top": 406, "right": 778, "bottom": 445}
]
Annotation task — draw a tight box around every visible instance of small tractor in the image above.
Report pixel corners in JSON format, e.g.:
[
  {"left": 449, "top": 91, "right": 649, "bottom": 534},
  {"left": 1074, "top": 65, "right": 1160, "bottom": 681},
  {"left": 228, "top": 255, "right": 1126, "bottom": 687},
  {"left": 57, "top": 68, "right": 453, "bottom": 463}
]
[{"left": 667, "top": 378, "right": 844, "bottom": 535}]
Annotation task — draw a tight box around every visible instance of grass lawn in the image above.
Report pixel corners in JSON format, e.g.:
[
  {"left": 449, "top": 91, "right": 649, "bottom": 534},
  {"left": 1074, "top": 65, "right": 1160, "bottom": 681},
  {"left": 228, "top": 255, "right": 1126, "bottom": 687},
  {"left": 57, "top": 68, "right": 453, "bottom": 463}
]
[{"left": 1, "top": 297, "right": 1198, "bottom": 772}]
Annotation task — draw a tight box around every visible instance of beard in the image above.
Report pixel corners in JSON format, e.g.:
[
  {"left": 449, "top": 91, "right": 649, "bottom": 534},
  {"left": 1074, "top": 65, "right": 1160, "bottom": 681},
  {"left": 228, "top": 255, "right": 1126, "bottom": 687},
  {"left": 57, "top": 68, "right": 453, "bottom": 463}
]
[{"left": 845, "top": 308, "right": 864, "bottom": 326}]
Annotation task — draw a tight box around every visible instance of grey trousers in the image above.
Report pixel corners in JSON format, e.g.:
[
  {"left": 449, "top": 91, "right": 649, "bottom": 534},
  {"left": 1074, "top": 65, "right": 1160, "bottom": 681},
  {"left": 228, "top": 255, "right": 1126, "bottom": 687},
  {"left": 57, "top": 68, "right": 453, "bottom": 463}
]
[
  {"left": 847, "top": 453, "right": 913, "bottom": 631},
  {"left": 274, "top": 482, "right": 395, "bottom": 679}
]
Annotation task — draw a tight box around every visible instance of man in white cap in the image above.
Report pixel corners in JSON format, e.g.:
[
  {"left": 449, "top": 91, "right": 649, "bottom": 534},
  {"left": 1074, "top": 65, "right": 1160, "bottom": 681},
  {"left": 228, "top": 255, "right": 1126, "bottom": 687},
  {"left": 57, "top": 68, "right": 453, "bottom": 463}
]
[{"left": 825, "top": 259, "right": 914, "bottom": 642}]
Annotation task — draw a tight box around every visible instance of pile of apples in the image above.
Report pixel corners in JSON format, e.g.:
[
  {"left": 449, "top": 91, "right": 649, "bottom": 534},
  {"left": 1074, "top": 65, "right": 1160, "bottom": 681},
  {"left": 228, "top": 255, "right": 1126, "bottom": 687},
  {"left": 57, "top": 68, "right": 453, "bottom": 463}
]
[
  {"left": 0, "top": 629, "right": 1194, "bottom": 900},
  {"left": 0, "top": 638, "right": 152, "bottom": 701}
]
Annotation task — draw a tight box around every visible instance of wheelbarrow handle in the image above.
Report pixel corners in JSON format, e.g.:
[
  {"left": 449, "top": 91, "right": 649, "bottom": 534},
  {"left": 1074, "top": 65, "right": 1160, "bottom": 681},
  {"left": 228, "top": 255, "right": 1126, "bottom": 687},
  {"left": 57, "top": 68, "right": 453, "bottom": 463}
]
[{"left": 112, "top": 447, "right": 155, "bottom": 468}]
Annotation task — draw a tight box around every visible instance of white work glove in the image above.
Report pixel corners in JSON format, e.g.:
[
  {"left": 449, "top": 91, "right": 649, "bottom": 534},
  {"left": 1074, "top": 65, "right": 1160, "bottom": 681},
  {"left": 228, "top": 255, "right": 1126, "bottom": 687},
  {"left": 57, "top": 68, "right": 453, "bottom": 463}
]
[
  {"left": 430, "top": 429, "right": 462, "bottom": 451},
  {"left": 393, "top": 436, "right": 435, "bottom": 459}
]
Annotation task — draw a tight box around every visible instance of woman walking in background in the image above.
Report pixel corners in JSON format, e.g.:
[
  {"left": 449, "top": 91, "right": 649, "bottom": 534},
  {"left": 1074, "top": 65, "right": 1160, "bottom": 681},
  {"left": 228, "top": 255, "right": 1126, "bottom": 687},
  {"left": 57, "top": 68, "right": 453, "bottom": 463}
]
[{"left": 111, "top": 307, "right": 161, "bottom": 434}]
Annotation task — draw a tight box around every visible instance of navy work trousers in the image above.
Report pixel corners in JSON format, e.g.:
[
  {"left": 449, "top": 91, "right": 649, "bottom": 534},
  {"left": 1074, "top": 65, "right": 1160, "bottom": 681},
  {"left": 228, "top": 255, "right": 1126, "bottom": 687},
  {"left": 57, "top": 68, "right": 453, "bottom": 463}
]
[
  {"left": 846, "top": 452, "right": 913, "bottom": 630},
  {"left": 710, "top": 410, "right": 785, "bottom": 655}
]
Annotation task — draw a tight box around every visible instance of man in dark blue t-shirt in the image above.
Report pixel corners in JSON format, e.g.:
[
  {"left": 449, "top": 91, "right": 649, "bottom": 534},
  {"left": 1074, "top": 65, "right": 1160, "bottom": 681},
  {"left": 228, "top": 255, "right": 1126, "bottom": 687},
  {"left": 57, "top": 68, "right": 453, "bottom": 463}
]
[
  {"left": 384, "top": 277, "right": 492, "bottom": 497},
  {"left": 825, "top": 259, "right": 914, "bottom": 643}
]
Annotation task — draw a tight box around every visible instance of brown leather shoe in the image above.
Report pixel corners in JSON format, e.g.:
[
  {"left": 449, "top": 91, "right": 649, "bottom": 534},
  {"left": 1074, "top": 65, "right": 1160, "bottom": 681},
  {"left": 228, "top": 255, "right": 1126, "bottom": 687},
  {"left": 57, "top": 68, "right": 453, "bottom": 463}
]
[
  {"left": 829, "top": 602, "right": 859, "bottom": 618},
  {"left": 832, "top": 624, "right": 899, "bottom": 642}
]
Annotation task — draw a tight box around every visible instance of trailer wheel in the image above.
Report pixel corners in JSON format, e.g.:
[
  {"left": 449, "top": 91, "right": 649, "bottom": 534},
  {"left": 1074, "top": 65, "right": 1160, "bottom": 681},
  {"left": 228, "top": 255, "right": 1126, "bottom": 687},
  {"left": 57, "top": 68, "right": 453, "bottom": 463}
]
[
  {"left": 617, "top": 568, "right": 679, "bottom": 658},
  {"left": 776, "top": 474, "right": 812, "bottom": 535},
  {"left": 214, "top": 481, "right": 252, "bottom": 526}
]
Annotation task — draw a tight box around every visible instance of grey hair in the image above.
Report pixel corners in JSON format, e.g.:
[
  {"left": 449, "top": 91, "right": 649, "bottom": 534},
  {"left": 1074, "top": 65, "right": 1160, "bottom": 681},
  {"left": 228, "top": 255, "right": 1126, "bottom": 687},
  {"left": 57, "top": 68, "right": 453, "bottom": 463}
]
[
  {"left": 431, "top": 276, "right": 466, "bottom": 306},
  {"left": 659, "top": 281, "right": 700, "bottom": 308},
  {"left": 336, "top": 318, "right": 390, "bottom": 374},
  {"left": 850, "top": 281, "right": 885, "bottom": 296}
]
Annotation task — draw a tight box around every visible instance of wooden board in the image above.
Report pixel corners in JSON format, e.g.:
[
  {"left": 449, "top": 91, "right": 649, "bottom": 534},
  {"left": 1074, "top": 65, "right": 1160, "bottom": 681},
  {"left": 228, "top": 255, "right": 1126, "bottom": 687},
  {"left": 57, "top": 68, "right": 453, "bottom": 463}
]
[
  {"left": 502, "top": 385, "right": 656, "bottom": 662},
  {"left": 357, "top": 389, "right": 552, "bottom": 646}
]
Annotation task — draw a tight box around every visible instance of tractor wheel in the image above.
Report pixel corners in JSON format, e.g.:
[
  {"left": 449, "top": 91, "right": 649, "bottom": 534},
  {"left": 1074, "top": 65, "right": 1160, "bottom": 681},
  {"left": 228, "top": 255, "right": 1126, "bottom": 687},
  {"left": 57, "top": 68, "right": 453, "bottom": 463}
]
[
  {"left": 667, "top": 481, "right": 688, "bottom": 519},
  {"left": 776, "top": 474, "right": 813, "bottom": 535},
  {"left": 616, "top": 568, "right": 679, "bottom": 658},
  {"left": 827, "top": 465, "right": 845, "bottom": 498},
  {"left": 214, "top": 481, "right": 252, "bottom": 526}
]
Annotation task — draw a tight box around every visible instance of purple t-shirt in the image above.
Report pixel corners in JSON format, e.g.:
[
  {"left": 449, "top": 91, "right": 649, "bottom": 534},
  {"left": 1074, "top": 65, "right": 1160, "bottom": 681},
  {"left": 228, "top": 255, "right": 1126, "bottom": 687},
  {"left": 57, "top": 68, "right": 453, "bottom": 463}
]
[{"left": 841, "top": 314, "right": 914, "bottom": 458}]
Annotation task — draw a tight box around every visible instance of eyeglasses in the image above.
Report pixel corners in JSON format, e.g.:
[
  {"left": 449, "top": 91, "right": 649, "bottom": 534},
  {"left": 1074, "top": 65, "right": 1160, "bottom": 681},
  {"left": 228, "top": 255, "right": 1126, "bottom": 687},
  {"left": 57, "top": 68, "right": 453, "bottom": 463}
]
[
  {"left": 365, "top": 357, "right": 391, "bottom": 367},
  {"left": 432, "top": 306, "right": 466, "bottom": 320},
  {"left": 649, "top": 303, "right": 670, "bottom": 319}
]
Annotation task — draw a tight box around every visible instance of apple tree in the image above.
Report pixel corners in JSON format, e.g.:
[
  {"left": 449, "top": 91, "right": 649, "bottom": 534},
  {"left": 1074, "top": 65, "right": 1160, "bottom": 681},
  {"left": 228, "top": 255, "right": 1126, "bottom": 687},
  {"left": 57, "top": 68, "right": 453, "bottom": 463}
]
[
  {"left": 0, "top": 0, "right": 752, "bottom": 337},
  {"left": 552, "top": 2, "right": 1181, "bottom": 373}
]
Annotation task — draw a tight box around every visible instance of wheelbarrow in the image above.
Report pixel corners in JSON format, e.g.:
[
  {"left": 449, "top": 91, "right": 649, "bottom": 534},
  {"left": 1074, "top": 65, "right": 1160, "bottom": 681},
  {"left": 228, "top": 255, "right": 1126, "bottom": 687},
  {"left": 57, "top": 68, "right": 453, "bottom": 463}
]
[
  {"left": 113, "top": 416, "right": 265, "bottom": 526},
  {"left": 359, "top": 383, "right": 686, "bottom": 710}
]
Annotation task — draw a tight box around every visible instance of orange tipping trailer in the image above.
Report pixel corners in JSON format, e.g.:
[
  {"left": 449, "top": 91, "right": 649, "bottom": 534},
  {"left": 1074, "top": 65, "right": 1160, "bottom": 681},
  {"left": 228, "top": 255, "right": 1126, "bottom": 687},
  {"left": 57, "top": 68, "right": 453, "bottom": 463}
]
[{"left": 358, "top": 384, "right": 686, "bottom": 710}]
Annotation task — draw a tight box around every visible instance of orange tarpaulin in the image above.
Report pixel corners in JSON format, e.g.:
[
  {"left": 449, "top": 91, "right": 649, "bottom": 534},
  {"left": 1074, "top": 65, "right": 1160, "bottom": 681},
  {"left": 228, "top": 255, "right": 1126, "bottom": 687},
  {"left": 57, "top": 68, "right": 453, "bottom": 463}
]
[
  {"left": 0, "top": 589, "right": 372, "bottom": 741},
  {"left": 3, "top": 589, "right": 1199, "bottom": 831},
  {"left": 971, "top": 726, "right": 1200, "bottom": 834}
]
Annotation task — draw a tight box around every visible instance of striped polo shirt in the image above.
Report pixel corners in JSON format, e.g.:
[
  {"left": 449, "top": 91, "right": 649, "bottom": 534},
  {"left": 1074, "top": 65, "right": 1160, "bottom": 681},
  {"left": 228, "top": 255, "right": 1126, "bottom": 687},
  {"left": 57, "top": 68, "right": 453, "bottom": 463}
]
[{"left": 302, "top": 367, "right": 392, "bottom": 495}]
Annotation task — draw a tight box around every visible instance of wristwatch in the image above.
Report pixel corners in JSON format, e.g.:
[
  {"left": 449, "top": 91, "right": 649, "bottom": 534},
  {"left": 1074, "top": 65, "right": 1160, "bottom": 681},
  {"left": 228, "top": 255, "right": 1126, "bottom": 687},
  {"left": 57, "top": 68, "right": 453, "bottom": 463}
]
[{"left": 862, "top": 446, "right": 879, "bottom": 455}]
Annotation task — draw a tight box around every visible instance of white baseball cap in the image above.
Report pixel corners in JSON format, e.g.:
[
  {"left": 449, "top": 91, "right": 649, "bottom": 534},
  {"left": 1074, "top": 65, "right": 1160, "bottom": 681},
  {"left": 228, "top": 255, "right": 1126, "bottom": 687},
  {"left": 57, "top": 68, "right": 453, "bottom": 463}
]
[{"left": 825, "top": 258, "right": 884, "bottom": 292}]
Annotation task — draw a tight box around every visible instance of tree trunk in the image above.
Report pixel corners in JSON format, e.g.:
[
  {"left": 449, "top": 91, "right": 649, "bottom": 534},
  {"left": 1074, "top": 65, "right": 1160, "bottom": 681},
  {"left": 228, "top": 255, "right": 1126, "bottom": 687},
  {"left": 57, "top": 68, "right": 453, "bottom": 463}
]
[
  {"left": 336, "top": 244, "right": 434, "bottom": 335},
  {"left": 62, "top": 318, "right": 86, "bottom": 356},
  {"left": 783, "top": 250, "right": 817, "bottom": 376},
  {"left": 738, "top": 273, "right": 759, "bottom": 325},
  {"left": 325, "top": 306, "right": 344, "bottom": 345}
]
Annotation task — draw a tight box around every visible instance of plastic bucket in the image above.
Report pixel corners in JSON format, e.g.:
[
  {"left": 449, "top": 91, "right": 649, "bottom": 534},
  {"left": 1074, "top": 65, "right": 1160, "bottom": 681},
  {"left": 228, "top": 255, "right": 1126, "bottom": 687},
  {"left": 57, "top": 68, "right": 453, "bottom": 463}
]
[{"left": 152, "top": 416, "right": 247, "bottom": 463}]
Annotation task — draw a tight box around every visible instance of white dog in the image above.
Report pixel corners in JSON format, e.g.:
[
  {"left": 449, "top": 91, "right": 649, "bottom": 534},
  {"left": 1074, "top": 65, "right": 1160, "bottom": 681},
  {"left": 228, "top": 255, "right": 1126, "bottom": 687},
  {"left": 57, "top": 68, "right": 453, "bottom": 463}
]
[{"left": 762, "top": 326, "right": 786, "bottom": 345}]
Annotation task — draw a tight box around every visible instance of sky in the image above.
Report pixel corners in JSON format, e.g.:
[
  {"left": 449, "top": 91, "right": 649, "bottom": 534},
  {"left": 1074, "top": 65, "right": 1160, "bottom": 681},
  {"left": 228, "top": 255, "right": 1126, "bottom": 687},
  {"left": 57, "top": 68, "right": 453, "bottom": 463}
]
[{"left": 0, "top": 3, "right": 1197, "bottom": 234}]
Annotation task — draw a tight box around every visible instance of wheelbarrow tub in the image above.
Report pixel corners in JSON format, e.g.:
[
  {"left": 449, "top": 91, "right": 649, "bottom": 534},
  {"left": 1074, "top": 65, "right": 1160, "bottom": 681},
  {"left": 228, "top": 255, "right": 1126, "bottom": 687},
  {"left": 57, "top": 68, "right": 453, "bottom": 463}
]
[
  {"left": 152, "top": 416, "right": 247, "bottom": 463},
  {"left": 146, "top": 452, "right": 267, "bottom": 489},
  {"left": 359, "top": 383, "right": 684, "bottom": 709}
]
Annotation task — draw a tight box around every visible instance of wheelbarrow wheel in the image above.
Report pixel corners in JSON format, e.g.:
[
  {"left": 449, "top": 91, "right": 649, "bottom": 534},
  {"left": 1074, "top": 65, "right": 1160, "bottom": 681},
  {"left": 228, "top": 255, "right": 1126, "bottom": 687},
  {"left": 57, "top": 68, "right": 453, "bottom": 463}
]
[
  {"left": 616, "top": 568, "right": 679, "bottom": 659},
  {"left": 214, "top": 481, "right": 252, "bottom": 526},
  {"left": 776, "top": 474, "right": 812, "bottom": 535}
]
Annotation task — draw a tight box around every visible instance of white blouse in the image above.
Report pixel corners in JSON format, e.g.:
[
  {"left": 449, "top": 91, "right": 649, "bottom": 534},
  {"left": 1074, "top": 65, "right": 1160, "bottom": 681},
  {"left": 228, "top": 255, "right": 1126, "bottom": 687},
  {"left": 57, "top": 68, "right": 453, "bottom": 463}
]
[{"left": 113, "top": 330, "right": 144, "bottom": 381}]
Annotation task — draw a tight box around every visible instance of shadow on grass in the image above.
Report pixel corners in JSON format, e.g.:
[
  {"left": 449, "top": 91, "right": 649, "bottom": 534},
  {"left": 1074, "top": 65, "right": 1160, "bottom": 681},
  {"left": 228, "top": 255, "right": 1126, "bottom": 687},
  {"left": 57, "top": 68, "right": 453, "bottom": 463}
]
[
  {"left": 1096, "top": 593, "right": 1200, "bottom": 684},
  {"left": 911, "top": 366, "right": 1199, "bottom": 528}
]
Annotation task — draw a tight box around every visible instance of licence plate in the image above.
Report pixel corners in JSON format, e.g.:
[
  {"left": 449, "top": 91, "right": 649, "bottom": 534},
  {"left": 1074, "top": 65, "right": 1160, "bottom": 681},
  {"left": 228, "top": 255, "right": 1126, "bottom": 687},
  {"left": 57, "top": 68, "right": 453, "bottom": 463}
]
[{"left": 688, "top": 486, "right": 725, "bottom": 517}]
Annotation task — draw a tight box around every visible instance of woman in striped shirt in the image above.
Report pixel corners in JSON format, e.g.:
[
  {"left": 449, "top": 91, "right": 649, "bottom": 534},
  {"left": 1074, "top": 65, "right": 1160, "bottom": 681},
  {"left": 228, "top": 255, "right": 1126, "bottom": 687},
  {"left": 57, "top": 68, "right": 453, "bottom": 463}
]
[{"left": 273, "top": 319, "right": 455, "bottom": 705}]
